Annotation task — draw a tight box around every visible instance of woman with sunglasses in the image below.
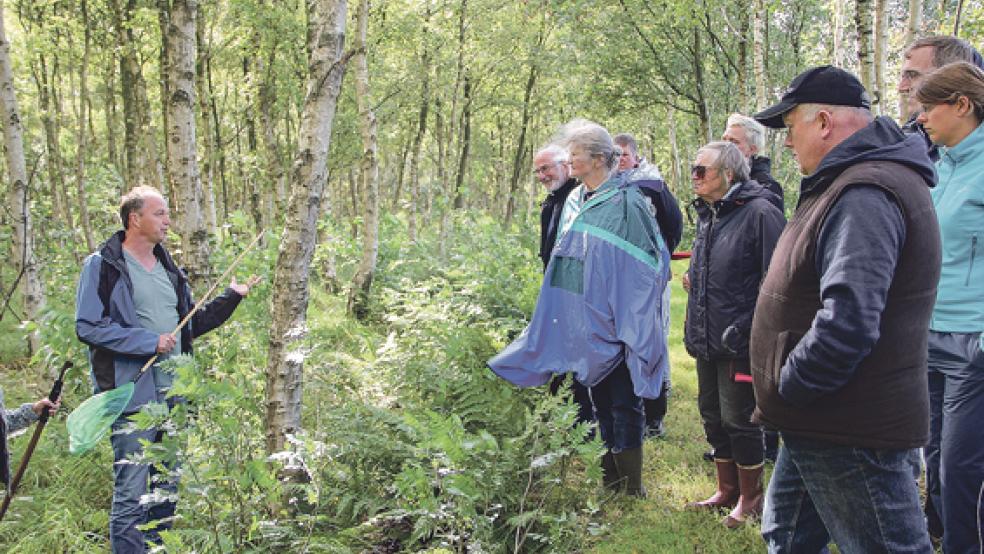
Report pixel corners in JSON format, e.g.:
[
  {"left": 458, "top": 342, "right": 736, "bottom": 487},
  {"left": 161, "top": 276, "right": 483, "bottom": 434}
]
[
  {"left": 683, "top": 141, "right": 785, "bottom": 527},
  {"left": 914, "top": 61, "right": 984, "bottom": 552},
  {"left": 489, "top": 119, "right": 670, "bottom": 497}
]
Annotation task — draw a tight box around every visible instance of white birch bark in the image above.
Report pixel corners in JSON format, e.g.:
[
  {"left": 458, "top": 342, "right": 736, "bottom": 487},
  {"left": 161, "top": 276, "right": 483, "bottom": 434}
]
[
  {"left": 265, "top": 0, "right": 348, "bottom": 454},
  {"left": 0, "top": 0, "right": 44, "bottom": 351},
  {"left": 165, "top": 0, "right": 211, "bottom": 285},
  {"left": 347, "top": 0, "right": 379, "bottom": 319},
  {"left": 855, "top": 0, "right": 877, "bottom": 111},
  {"left": 873, "top": 0, "right": 888, "bottom": 115},
  {"left": 752, "top": 0, "right": 767, "bottom": 111}
]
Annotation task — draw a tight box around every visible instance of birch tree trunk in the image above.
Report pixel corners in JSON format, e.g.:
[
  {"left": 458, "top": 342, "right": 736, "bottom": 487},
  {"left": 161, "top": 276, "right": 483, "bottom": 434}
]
[
  {"left": 855, "top": 0, "right": 876, "bottom": 111},
  {"left": 504, "top": 15, "right": 544, "bottom": 225},
  {"left": 901, "top": 0, "right": 923, "bottom": 120},
  {"left": 347, "top": 0, "right": 379, "bottom": 319},
  {"left": 752, "top": 0, "right": 767, "bottom": 111},
  {"left": 0, "top": 0, "right": 44, "bottom": 352},
  {"left": 873, "top": 0, "right": 888, "bottom": 115},
  {"left": 265, "top": 0, "right": 348, "bottom": 455},
  {"left": 33, "top": 54, "right": 72, "bottom": 235},
  {"left": 75, "top": 0, "right": 96, "bottom": 253},
  {"left": 832, "top": 0, "right": 847, "bottom": 67},
  {"left": 164, "top": 0, "right": 211, "bottom": 285},
  {"left": 195, "top": 12, "right": 217, "bottom": 234}
]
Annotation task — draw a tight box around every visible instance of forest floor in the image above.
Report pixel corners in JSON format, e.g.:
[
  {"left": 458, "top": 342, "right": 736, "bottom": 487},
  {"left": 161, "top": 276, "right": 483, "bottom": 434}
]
[{"left": 0, "top": 257, "right": 793, "bottom": 553}]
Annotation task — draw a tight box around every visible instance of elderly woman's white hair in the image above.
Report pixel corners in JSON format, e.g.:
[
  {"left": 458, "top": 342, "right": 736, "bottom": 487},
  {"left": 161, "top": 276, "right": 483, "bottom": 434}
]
[
  {"left": 698, "top": 141, "right": 750, "bottom": 184},
  {"left": 555, "top": 118, "right": 621, "bottom": 172}
]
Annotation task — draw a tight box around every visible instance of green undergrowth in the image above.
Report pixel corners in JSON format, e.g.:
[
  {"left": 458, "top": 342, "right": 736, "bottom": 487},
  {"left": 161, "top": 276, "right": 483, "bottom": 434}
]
[{"left": 0, "top": 215, "right": 769, "bottom": 553}]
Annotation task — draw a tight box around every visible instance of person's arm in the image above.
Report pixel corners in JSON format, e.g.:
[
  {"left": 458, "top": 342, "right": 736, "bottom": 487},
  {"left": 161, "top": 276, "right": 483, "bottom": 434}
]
[
  {"left": 75, "top": 255, "right": 159, "bottom": 355},
  {"left": 650, "top": 184, "right": 684, "bottom": 252},
  {"left": 778, "top": 185, "right": 905, "bottom": 407},
  {"left": 189, "top": 276, "right": 259, "bottom": 339}
]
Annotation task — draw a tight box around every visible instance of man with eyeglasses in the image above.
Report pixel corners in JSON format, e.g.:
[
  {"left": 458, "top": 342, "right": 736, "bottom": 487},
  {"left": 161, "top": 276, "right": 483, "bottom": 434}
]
[
  {"left": 898, "top": 36, "right": 982, "bottom": 162},
  {"left": 534, "top": 144, "right": 578, "bottom": 270}
]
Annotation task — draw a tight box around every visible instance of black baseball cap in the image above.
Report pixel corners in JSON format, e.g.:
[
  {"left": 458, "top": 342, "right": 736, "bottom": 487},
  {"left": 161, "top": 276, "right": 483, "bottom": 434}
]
[{"left": 754, "top": 66, "right": 871, "bottom": 128}]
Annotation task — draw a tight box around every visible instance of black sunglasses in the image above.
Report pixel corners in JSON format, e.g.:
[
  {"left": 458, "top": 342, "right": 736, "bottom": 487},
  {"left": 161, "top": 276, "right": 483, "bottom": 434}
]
[{"left": 691, "top": 165, "right": 716, "bottom": 179}]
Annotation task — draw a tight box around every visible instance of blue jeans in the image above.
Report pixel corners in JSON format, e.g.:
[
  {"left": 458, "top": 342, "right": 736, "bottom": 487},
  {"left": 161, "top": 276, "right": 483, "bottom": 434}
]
[
  {"left": 926, "top": 330, "right": 984, "bottom": 553},
  {"left": 762, "top": 434, "right": 932, "bottom": 554},
  {"left": 589, "top": 361, "right": 644, "bottom": 452},
  {"left": 110, "top": 418, "right": 178, "bottom": 554}
]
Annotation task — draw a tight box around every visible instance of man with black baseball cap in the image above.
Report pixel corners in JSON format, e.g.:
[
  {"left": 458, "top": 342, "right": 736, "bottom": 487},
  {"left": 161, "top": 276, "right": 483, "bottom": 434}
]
[{"left": 748, "top": 66, "right": 939, "bottom": 551}]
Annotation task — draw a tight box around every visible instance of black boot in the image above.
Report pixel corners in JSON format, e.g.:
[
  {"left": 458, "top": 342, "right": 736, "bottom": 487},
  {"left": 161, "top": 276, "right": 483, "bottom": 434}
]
[
  {"left": 601, "top": 450, "right": 621, "bottom": 491},
  {"left": 612, "top": 447, "right": 647, "bottom": 498}
]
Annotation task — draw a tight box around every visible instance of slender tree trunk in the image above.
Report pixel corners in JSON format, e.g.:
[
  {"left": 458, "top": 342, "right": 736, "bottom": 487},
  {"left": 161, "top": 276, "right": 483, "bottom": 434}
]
[
  {"left": 104, "top": 53, "right": 123, "bottom": 191},
  {"left": 752, "top": 0, "right": 767, "bottom": 111},
  {"left": 504, "top": 16, "right": 544, "bottom": 225},
  {"left": 393, "top": 133, "right": 409, "bottom": 210},
  {"left": 75, "top": 0, "right": 96, "bottom": 252},
  {"left": 667, "top": 106, "right": 682, "bottom": 200},
  {"left": 408, "top": 6, "right": 431, "bottom": 243},
  {"left": 164, "top": 0, "right": 211, "bottom": 285},
  {"left": 34, "top": 54, "right": 72, "bottom": 233},
  {"left": 0, "top": 0, "right": 44, "bottom": 352},
  {"left": 195, "top": 11, "right": 217, "bottom": 234},
  {"left": 872, "top": 0, "right": 887, "bottom": 115},
  {"left": 347, "top": 0, "right": 379, "bottom": 319},
  {"left": 855, "top": 0, "right": 876, "bottom": 110},
  {"left": 452, "top": 74, "right": 471, "bottom": 209},
  {"left": 113, "top": 0, "right": 162, "bottom": 189},
  {"left": 831, "top": 0, "right": 846, "bottom": 67},
  {"left": 265, "top": 0, "right": 348, "bottom": 455},
  {"left": 693, "top": 26, "right": 711, "bottom": 142},
  {"left": 737, "top": 8, "right": 749, "bottom": 112},
  {"left": 901, "top": 0, "right": 923, "bottom": 120}
]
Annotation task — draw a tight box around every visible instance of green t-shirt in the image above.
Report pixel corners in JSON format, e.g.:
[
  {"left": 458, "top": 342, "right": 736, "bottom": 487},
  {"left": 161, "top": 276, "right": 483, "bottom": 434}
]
[{"left": 123, "top": 249, "right": 179, "bottom": 360}]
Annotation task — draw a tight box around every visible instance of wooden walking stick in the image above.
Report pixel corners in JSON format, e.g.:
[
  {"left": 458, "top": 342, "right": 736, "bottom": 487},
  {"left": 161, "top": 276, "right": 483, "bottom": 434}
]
[{"left": 0, "top": 360, "right": 72, "bottom": 521}]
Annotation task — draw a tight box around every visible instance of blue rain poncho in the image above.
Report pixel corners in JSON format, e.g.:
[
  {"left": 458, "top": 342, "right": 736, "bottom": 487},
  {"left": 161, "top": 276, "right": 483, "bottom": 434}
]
[{"left": 489, "top": 176, "right": 670, "bottom": 398}]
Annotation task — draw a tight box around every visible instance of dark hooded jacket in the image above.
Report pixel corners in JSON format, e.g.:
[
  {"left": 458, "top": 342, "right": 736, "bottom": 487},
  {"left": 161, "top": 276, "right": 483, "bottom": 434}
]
[
  {"left": 539, "top": 178, "right": 578, "bottom": 270},
  {"left": 750, "top": 156, "right": 785, "bottom": 210},
  {"left": 623, "top": 162, "right": 683, "bottom": 252},
  {"left": 684, "top": 180, "right": 786, "bottom": 361},
  {"left": 749, "top": 116, "right": 941, "bottom": 447},
  {"left": 901, "top": 113, "right": 939, "bottom": 163}
]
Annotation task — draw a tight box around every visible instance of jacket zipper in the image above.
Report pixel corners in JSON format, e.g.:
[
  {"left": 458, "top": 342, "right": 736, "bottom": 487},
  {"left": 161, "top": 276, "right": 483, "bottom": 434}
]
[{"left": 967, "top": 234, "right": 978, "bottom": 287}]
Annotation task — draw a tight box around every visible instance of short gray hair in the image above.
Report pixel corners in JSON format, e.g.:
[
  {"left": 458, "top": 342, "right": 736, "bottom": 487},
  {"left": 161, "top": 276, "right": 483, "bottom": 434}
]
[
  {"left": 612, "top": 133, "right": 639, "bottom": 157},
  {"left": 907, "top": 36, "right": 977, "bottom": 68},
  {"left": 535, "top": 143, "right": 569, "bottom": 165},
  {"left": 555, "top": 118, "right": 621, "bottom": 172},
  {"left": 725, "top": 113, "right": 766, "bottom": 154},
  {"left": 698, "top": 141, "right": 749, "bottom": 184}
]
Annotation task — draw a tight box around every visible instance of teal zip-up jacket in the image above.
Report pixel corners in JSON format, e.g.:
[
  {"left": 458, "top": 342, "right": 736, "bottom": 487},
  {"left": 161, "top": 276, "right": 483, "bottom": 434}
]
[{"left": 931, "top": 121, "right": 984, "bottom": 334}]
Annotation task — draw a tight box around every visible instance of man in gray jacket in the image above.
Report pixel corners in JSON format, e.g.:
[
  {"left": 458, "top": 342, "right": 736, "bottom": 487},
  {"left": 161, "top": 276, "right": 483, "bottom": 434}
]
[{"left": 76, "top": 186, "right": 257, "bottom": 554}]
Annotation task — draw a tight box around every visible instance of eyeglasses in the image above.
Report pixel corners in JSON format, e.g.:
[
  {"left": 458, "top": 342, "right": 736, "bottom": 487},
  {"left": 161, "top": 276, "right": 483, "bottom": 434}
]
[
  {"left": 691, "top": 165, "right": 717, "bottom": 179},
  {"left": 532, "top": 162, "right": 565, "bottom": 175}
]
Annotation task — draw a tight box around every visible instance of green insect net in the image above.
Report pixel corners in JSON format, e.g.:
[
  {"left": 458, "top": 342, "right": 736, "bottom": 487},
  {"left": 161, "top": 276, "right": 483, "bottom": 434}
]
[{"left": 66, "top": 382, "right": 134, "bottom": 455}]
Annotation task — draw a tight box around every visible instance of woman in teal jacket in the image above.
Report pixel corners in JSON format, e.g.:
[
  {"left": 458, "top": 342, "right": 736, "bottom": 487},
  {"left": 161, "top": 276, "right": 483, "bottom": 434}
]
[{"left": 915, "top": 61, "right": 984, "bottom": 552}]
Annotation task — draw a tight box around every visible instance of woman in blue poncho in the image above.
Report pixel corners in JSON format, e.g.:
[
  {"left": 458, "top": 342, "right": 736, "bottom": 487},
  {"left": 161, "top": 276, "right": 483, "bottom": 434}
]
[{"left": 489, "top": 119, "right": 670, "bottom": 497}]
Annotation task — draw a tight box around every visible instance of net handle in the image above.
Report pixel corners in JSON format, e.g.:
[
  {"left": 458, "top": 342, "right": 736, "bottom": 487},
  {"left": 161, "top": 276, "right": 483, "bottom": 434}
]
[{"left": 137, "top": 230, "right": 265, "bottom": 375}]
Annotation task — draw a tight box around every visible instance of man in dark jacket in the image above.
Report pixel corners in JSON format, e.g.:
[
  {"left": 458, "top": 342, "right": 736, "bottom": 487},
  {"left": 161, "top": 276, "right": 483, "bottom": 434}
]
[
  {"left": 535, "top": 144, "right": 578, "bottom": 270},
  {"left": 614, "top": 133, "right": 683, "bottom": 439},
  {"left": 898, "top": 35, "right": 982, "bottom": 162},
  {"left": 722, "top": 113, "right": 784, "bottom": 210},
  {"left": 76, "top": 186, "right": 259, "bottom": 554},
  {"left": 533, "top": 145, "right": 591, "bottom": 423},
  {"left": 752, "top": 66, "right": 939, "bottom": 552}
]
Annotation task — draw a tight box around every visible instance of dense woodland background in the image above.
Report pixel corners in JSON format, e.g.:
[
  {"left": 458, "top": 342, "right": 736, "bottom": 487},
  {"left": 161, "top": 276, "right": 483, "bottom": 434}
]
[{"left": 0, "top": 0, "right": 982, "bottom": 551}]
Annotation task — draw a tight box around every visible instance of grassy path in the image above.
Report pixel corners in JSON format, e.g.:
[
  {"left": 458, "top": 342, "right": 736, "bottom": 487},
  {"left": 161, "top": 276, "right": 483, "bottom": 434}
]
[{"left": 589, "top": 261, "right": 769, "bottom": 553}]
